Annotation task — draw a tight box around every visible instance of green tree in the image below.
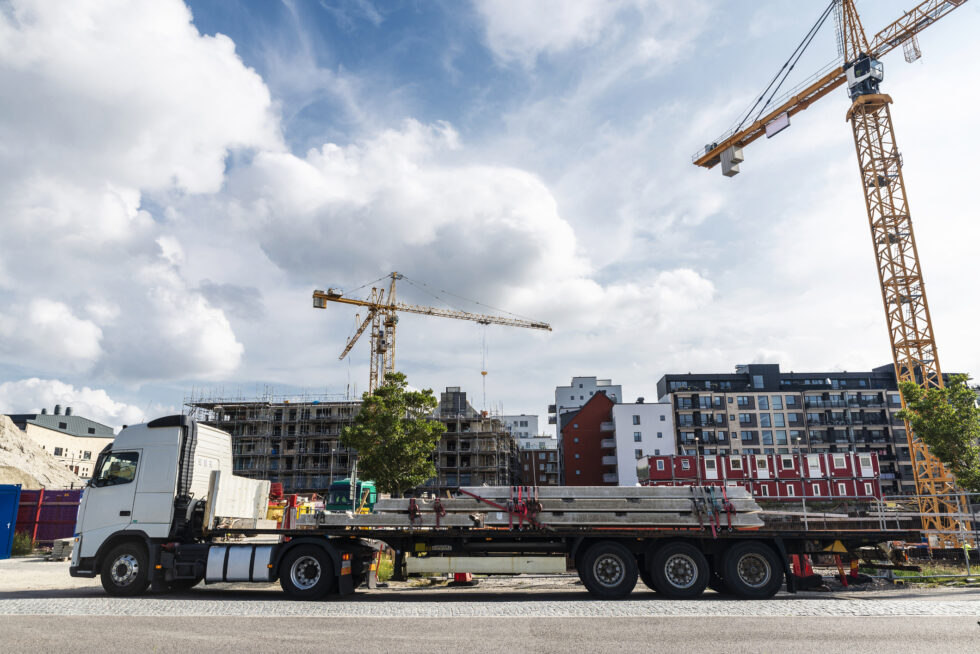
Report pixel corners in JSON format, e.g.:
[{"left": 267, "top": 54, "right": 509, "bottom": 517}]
[
  {"left": 897, "top": 375, "right": 980, "bottom": 493},
  {"left": 341, "top": 371, "right": 445, "bottom": 496}
]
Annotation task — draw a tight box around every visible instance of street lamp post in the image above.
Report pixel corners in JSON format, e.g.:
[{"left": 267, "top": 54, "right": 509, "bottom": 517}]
[{"left": 695, "top": 436, "right": 701, "bottom": 487}]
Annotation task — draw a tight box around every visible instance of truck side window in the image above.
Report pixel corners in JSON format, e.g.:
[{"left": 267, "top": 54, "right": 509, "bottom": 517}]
[{"left": 93, "top": 452, "right": 139, "bottom": 487}]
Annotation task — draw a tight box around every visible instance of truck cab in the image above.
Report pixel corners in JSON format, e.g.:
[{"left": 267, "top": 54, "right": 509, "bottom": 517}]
[{"left": 326, "top": 479, "right": 377, "bottom": 513}]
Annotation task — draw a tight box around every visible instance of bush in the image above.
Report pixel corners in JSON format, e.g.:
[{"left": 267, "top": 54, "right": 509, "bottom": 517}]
[
  {"left": 377, "top": 551, "right": 394, "bottom": 582},
  {"left": 11, "top": 531, "right": 34, "bottom": 557}
]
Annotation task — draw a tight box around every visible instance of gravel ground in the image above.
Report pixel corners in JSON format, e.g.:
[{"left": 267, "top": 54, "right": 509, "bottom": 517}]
[{"left": 2, "top": 557, "right": 979, "bottom": 618}]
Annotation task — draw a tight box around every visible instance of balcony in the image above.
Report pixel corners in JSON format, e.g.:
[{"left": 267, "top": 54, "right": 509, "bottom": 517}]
[
  {"left": 602, "top": 455, "right": 618, "bottom": 465},
  {"left": 600, "top": 421, "right": 615, "bottom": 432},
  {"left": 603, "top": 473, "right": 619, "bottom": 483},
  {"left": 600, "top": 439, "right": 617, "bottom": 449}
]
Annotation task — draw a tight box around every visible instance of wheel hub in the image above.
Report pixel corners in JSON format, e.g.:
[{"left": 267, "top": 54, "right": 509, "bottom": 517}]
[
  {"left": 736, "top": 553, "right": 771, "bottom": 588},
  {"left": 290, "top": 555, "right": 322, "bottom": 590},
  {"left": 110, "top": 554, "right": 140, "bottom": 586},
  {"left": 593, "top": 553, "right": 625, "bottom": 588},
  {"left": 664, "top": 553, "right": 697, "bottom": 589}
]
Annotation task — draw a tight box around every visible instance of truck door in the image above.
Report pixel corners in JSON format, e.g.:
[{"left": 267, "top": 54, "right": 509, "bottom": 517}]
[{"left": 76, "top": 450, "right": 141, "bottom": 556}]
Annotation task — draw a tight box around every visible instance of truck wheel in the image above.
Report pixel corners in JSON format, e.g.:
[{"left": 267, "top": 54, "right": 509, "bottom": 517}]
[
  {"left": 721, "top": 541, "right": 783, "bottom": 599},
  {"left": 650, "top": 541, "right": 709, "bottom": 599},
  {"left": 100, "top": 542, "right": 150, "bottom": 597},
  {"left": 279, "top": 545, "right": 336, "bottom": 600},
  {"left": 578, "top": 541, "right": 638, "bottom": 599}
]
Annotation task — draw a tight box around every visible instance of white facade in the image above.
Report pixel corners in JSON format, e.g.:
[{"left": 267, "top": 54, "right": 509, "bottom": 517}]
[
  {"left": 515, "top": 434, "right": 558, "bottom": 451},
  {"left": 500, "top": 414, "right": 539, "bottom": 439},
  {"left": 551, "top": 377, "right": 622, "bottom": 436},
  {"left": 611, "top": 402, "right": 675, "bottom": 486}
]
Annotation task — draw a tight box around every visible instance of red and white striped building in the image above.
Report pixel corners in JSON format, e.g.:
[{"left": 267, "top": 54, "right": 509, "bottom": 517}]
[{"left": 638, "top": 452, "right": 881, "bottom": 500}]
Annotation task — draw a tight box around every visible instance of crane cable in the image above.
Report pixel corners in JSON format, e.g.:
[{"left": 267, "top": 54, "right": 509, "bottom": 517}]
[{"left": 732, "top": 1, "right": 837, "bottom": 136}]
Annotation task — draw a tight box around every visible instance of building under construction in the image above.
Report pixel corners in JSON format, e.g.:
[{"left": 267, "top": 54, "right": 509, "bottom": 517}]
[
  {"left": 185, "top": 386, "right": 521, "bottom": 495},
  {"left": 428, "top": 387, "right": 522, "bottom": 493},
  {"left": 186, "top": 392, "right": 361, "bottom": 494}
]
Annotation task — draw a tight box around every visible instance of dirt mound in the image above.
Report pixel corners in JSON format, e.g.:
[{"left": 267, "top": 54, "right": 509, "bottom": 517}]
[{"left": 0, "top": 415, "right": 84, "bottom": 489}]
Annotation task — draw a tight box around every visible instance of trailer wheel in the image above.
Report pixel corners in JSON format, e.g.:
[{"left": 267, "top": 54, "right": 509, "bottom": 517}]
[
  {"left": 650, "top": 542, "right": 709, "bottom": 599},
  {"left": 578, "top": 541, "right": 638, "bottom": 599},
  {"left": 279, "top": 545, "right": 336, "bottom": 600},
  {"left": 100, "top": 542, "right": 150, "bottom": 597},
  {"left": 721, "top": 541, "right": 783, "bottom": 599}
]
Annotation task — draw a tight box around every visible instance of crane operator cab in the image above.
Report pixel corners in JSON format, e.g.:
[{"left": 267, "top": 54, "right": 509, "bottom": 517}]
[{"left": 845, "top": 53, "right": 884, "bottom": 99}]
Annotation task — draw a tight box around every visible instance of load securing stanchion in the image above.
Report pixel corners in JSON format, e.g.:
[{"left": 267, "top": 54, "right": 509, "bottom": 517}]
[
  {"left": 432, "top": 498, "right": 447, "bottom": 528},
  {"left": 407, "top": 498, "right": 423, "bottom": 528}
]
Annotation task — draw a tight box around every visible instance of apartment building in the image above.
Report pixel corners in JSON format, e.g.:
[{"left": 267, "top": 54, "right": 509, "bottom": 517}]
[
  {"left": 655, "top": 363, "right": 958, "bottom": 495},
  {"left": 560, "top": 391, "right": 617, "bottom": 485},
  {"left": 548, "top": 376, "right": 622, "bottom": 436},
  {"left": 518, "top": 437, "right": 560, "bottom": 486},
  {"left": 610, "top": 400, "right": 675, "bottom": 486},
  {"left": 501, "top": 414, "right": 538, "bottom": 439}
]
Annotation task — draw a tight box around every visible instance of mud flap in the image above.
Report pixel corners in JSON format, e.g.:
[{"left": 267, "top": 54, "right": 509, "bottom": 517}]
[{"left": 337, "top": 556, "right": 354, "bottom": 595}]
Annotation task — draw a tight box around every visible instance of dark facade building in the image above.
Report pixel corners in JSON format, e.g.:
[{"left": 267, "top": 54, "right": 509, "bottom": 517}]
[
  {"left": 560, "top": 391, "right": 617, "bottom": 485},
  {"left": 655, "top": 363, "right": 958, "bottom": 495},
  {"left": 519, "top": 441, "right": 560, "bottom": 486}
]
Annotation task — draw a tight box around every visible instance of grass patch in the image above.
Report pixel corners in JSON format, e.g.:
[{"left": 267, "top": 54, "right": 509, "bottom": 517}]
[
  {"left": 11, "top": 531, "right": 34, "bottom": 557},
  {"left": 377, "top": 552, "right": 394, "bottom": 582},
  {"left": 861, "top": 561, "right": 978, "bottom": 586}
]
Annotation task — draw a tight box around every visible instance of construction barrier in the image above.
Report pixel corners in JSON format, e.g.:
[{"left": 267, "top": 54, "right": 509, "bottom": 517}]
[
  {"left": 1, "top": 485, "right": 22, "bottom": 559},
  {"left": 15, "top": 489, "right": 83, "bottom": 545}
]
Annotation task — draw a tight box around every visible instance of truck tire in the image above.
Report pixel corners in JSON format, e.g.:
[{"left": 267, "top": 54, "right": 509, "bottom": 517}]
[
  {"left": 649, "top": 541, "right": 709, "bottom": 599},
  {"left": 721, "top": 541, "right": 783, "bottom": 599},
  {"left": 100, "top": 542, "right": 150, "bottom": 597},
  {"left": 577, "top": 541, "right": 638, "bottom": 599},
  {"left": 279, "top": 545, "right": 336, "bottom": 600}
]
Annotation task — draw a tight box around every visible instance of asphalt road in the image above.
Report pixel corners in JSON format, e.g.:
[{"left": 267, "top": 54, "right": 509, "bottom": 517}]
[
  {"left": 2, "top": 615, "right": 978, "bottom": 653},
  {"left": 2, "top": 559, "right": 978, "bottom": 652}
]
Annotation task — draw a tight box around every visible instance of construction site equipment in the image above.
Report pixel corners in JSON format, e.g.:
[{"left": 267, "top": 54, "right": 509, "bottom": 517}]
[
  {"left": 313, "top": 272, "right": 551, "bottom": 392},
  {"left": 74, "top": 417, "right": 921, "bottom": 600},
  {"left": 693, "top": 0, "right": 971, "bottom": 544}
]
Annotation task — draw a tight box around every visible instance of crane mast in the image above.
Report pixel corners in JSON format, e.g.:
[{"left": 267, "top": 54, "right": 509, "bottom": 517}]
[
  {"left": 313, "top": 272, "right": 552, "bottom": 393},
  {"left": 695, "top": 0, "right": 970, "bottom": 543}
]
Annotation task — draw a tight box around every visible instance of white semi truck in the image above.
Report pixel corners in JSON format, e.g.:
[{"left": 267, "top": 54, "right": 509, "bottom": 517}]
[{"left": 72, "top": 416, "right": 916, "bottom": 600}]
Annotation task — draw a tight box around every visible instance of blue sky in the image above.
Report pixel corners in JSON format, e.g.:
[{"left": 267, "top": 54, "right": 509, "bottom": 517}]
[{"left": 1, "top": 0, "right": 978, "bottom": 429}]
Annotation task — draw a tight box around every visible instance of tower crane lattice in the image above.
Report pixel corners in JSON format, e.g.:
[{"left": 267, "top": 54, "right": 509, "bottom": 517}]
[
  {"left": 313, "top": 272, "right": 551, "bottom": 393},
  {"left": 694, "top": 0, "right": 971, "bottom": 544}
]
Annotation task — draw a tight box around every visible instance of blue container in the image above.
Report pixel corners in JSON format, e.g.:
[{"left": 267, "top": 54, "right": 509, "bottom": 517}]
[{"left": 1, "top": 485, "right": 23, "bottom": 559}]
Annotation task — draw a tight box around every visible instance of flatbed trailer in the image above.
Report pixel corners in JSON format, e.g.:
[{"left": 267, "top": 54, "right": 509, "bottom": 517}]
[{"left": 70, "top": 417, "right": 920, "bottom": 601}]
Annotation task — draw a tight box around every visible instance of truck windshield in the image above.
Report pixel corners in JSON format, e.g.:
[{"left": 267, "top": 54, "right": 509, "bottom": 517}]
[{"left": 92, "top": 451, "right": 139, "bottom": 487}]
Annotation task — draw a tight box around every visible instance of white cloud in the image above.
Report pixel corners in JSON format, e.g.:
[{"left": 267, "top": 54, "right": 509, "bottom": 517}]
[
  {"left": 0, "top": 0, "right": 280, "bottom": 384},
  {"left": 0, "top": 300, "right": 103, "bottom": 371},
  {"left": 0, "top": 378, "right": 156, "bottom": 430}
]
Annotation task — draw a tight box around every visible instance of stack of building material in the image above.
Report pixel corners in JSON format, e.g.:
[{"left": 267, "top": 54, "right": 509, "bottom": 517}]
[
  {"left": 48, "top": 537, "right": 74, "bottom": 561},
  {"left": 305, "top": 486, "right": 763, "bottom": 530}
]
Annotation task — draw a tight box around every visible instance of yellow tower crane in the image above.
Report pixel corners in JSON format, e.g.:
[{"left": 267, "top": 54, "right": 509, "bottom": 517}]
[
  {"left": 313, "top": 272, "right": 552, "bottom": 393},
  {"left": 694, "top": 0, "right": 970, "bottom": 544}
]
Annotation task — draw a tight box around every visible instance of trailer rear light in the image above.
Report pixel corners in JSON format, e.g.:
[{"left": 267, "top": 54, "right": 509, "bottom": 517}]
[
  {"left": 155, "top": 564, "right": 162, "bottom": 569},
  {"left": 342, "top": 553, "right": 351, "bottom": 561}
]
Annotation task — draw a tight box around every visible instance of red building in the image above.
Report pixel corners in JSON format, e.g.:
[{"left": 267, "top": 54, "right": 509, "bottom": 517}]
[
  {"left": 639, "top": 452, "right": 881, "bottom": 500},
  {"left": 560, "top": 391, "right": 617, "bottom": 485}
]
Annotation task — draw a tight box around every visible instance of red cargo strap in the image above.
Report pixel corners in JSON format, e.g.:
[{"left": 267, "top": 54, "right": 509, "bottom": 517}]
[
  {"left": 432, "top": 498, "right": 447, "bottom": 528},
  {"left": 457, "top": 487, "right": 548, "bottom": 530},
  {"left": 407, "top": 498, "right": 423, "bottom": 527},
  {"left": 721, "top": 485, "right": 735, "bottom": 531}
]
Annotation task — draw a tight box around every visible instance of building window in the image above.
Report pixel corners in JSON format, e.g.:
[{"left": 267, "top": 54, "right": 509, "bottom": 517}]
[
  {"left": 53, "top": 447, "right": 63, "bottom": 456},
  {"left": 730, "top": 458, "right": 743, "bottom": 470},
  {"left": 576, "top": 470, "right": 581, "bottom": 475},
  {"left": 654, "top": 449, "right": 661, "bottom": 455},
  {"left": 775, "top": 430, "right": 787, "bottom": 445},
  {"left": 752, "top": 375, "right": 764, "bottom": 389},
  {"left": 632, "top": 415, "right": 641, "bottom": 425},
  {"left": 863, "top": 482, "right": 873, "bottom": 496},
  {"left": 812, "top": 484, "right": 821, "bottom": 496},
  {"left": 833, "top": 455, "right": 846, "bottom": 468},
  {"left": 656, "top": 460, "right": 665, "bottom": 470},
  {"left": 739, "top": 413, "right": 751, "bottom": 424},
  {"left": 718, "top": 431, "right": 726, "bottom": 441},
  {"left": 758, "top": 396, "right": 769, "bottom": 410},
  {"left": 59, "top": 422, "right": 67, "bottom": 429},
  {"left": 773, "top": 413, "right": 785, "bottom": 427},
  {"left": 786, "top": 484, "right": 795, "bottom": 496},
  {"left": 760, "top": 414, "right": 771, "bottom": 427},
  {"left": 87, "top": 427, "right": 96, "bottom": 434},
  {"left": 573, "top": 424, "right": 578, "bottom": 429},
  {"left": 705, "top": 458, "right": 716, "bottom": 470},
  {"left": 681, "top": 460, "right": 691, "bottom": 470},
  {"left": 634, "top": 449, "right": 643, "bottom": 459},
  {"left": 762, "top": 431, "right": 773, "bottom": 445},
  {"left": 574, "top": 453, "right": 580, "bottom": 459},
  {"left": 756, "top": 456, "right": 768, "bottom": 470},
  {"left": 573, "top": 437, "right": 579, "bottom": 443},
  {"left": 759, "top": 485, "right": 769, "bottom": 496},
  {"left": 740, "top": 431, "right": 753, "bottom": 440},
  {"left": 737, "top": 396, "right": 750, "bottom": 407},
  {"left": 634, "top": 432, "right": 642, "bottom": 442},
  {"left": 780, "top": 455, "right": 794, "bottom": 468},
  {"left": 785, "top": 395, "right": 798, "bottom": 407},
  {"left": 772, "top": 396, "right": 783, "bottom": 410},
  {"left": 83, "top": 451, "right": 91, "bottom": 460},
  {"left": 657, "top": 432, "right": 663, "bottom": 438},
  {"left": 659, "top": 415, "right": 666, "bottom": 421}
]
